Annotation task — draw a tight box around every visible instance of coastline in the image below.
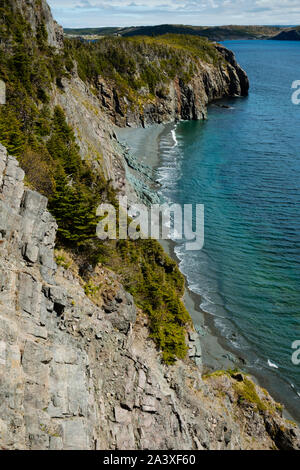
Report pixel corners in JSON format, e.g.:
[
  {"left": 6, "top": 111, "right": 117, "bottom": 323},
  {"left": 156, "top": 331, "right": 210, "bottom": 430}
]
[
  {"left": 116, "top": 123, "right": 244, "bottom": 373},
  {"left": 116, "top": 122, "right": 299, "bottom": 425}
]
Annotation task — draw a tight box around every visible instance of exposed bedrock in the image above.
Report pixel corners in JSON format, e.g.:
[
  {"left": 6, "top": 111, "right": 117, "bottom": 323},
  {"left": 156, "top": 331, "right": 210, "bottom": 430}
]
[
  {"left": 96, "top": 45, "right": 249, "bottom": 128},
  {"left": 0, "top": 144, "right": 299, "bottom": 450}
]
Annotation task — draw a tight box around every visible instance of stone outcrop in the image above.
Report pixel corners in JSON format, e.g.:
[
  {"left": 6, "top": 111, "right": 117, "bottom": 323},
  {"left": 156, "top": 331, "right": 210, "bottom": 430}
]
[
  {"left": 94, "top": 46, "right": 249, "bottom": 128},
  {"left": 1, "top": 0, "right": 300, "bottom": 452},
  {"left": 215, "top": 44, "right": 249, "bottom": 96},
  {"left": 53, "top": 74, "right": 127, "bottom": 192},
  {"left": 0, "top": 144, "right": 300, "bottom": 451},
  {"left": 13, "top": 0, "right": 63, "bottom": 49}
]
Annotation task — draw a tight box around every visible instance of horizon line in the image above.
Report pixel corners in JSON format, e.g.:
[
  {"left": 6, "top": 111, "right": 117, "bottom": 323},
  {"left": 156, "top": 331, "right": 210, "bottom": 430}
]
[{"left": 63, "top": 23, "right": 298, "bottom": 29}]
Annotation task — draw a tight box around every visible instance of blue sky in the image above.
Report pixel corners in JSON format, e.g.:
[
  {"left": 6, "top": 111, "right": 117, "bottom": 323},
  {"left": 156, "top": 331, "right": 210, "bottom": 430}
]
[{"left": 47, "top": 0, "right": 300, "bottom": 28}]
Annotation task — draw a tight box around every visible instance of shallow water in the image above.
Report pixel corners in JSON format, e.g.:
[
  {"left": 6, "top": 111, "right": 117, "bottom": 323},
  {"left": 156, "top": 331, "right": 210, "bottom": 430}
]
[{"left": 156, "top": 40, "right": 300, "bottom": 421}]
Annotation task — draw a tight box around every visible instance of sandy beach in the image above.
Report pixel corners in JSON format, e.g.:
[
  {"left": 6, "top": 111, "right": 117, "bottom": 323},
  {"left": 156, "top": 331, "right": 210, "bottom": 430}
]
[{"left": 116, "top": 124, "right": 166, "bottom": 170}]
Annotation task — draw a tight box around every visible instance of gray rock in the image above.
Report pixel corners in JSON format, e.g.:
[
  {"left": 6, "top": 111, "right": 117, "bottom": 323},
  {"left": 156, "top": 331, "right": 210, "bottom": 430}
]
[
  {"left": 103, "top": 289, "right": 137, "bottom": 333},
  {"left": 18, "top": 273, "right": 42, "bottom": 318},
  {"left": 188, "top": 330, "right": 203, "bottom": 369},
  {"left": 0, "top": 23, "right": 298, "bottom": 449},
  {"left": 23, "top": 243, "right": 39, "bottom": 263},
  {"left": 61, "top": 419, "right": 89, "bottom": 450}
]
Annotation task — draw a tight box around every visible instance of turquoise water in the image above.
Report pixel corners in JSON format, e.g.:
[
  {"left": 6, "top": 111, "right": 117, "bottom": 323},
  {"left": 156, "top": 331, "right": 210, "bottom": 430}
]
[{"left": 157, "top": 41, "right": 300, "bottom": 420}]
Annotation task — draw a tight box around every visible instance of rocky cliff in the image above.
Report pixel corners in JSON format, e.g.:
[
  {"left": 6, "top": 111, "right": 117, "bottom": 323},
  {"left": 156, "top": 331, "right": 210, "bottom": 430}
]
[
  {"left": 93, "top": 39, "right": 249, "bottom": 128},
  {"left": 52, "top": 74, "right": 127, "bottom": 192},
  {"left": 12, "top": 0, "right": 64, "bottom": 48},
  {"left": 1, "top": 0, "right": 300, "bottom": 451},
  {"left": 0, "top": 144, "right": 300, "bottom": 450}
]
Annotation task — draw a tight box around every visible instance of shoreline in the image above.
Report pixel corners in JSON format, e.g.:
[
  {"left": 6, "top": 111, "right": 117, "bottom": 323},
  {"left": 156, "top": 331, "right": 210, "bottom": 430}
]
[
  {"left": 117, "top": 123, "right": 245, "bottom": 371},
  {"left": 116, "top": 122, "right": 299, "bottom": 425},
  {"left": 160, "top": 238, "right": 244, "bottom": 372},
  {"left": 160, "top": 237, "right": 298, "bottom": 422}
]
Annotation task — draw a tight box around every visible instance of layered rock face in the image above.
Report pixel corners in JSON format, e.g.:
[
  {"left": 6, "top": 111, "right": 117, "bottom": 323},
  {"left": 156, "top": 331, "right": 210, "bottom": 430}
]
[
  {"left": 96, "top": 46, "right": 249, "bottom": 128},
  {"left": 1, "top": 0, "right": 300, "bottom": 452},
  {"left": 52, "top": 74, "right": 127, "bottom": 192},
  {"left": 13, "top": 0, "right": 63, "bottom": 48},
  {"left": 0, "top": 144, "right": 300, "bottom": 451}
]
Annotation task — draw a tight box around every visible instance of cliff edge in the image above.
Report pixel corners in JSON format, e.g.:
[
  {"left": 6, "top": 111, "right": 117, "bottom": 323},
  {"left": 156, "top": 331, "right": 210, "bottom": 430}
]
[
  {"left": 0, "top": 144, "right": 299, "bottom": 450},
  {"left": 0, "top": 0, "right": 299, "bottom": 451},
  {"left": 81, "top": 36, "right": 249, "bottom": 127}
]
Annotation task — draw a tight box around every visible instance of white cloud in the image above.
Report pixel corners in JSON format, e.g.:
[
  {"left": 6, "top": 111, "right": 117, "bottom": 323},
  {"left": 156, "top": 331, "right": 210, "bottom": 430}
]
[{"left": 47, "top": 0, "right": 300, "bottom": 27}]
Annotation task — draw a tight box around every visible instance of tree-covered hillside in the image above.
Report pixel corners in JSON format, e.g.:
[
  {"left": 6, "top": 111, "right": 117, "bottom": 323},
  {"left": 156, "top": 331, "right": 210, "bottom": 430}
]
[
  {"left": 64, "top": 33, "right": 225, "bottom": 114},
  {"left": 0, "top": 0, "right": 192, "bottom": 364},
  {"left": 65, "top": 24, "right": 285, "bottom": 40},
  {"left": 271, "top": 27, "right": 300, "bottom": 41}
]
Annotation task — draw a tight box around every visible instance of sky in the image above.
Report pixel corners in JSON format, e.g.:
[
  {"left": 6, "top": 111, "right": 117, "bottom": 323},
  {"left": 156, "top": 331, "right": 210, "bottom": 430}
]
[{"left": 47, "top": 0, "right": 300, "bottom": 28}]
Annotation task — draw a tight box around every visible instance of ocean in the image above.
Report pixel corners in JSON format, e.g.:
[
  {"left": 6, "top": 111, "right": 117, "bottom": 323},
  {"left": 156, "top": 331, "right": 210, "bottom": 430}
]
[{"left": 156, "top": 40, "right": 300, "bottom": 422}]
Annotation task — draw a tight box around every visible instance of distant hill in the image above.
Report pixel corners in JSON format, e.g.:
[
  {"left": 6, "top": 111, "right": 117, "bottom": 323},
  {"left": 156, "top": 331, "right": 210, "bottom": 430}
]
[
  {"left": 121, "top": 25, "right": 283, "bottom": 40},
  {"left": 271, "top": 28, "right": 300, "bottom": 41},
  {"left": 64, "top": 27, "right": 123, "bottom": 36},
  {"left": 64, "top": 24, "right": 285, "bottom": 41}
]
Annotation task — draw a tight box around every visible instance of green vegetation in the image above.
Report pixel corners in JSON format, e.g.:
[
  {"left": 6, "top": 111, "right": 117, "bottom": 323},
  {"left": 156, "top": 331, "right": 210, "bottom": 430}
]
[
  {"left": 122, "top": 24, "right": 284, "bottom": 41},
  {"left": 234, "top": 377, "right": 269, "bottom": 412},
  {"left": 84, "top": 281, "right": 100, "bottom": 298},
  {"left": 55, "top": 249, "right": 73, "bottom": 270},
  {"left": 64, "top": 24, "right": 285, "bottom": 41},
  {"left": 98, "top": 239, "right": 191, "bottom": 364},
  {"left": 46, "top": 106, "right": 110, "bottom": 247},
  {"left": 64, "top": 34, "right": 223, "bottom": 103},
  {"left": 202, "top": 368, "right": 241, "bottom": 380},
  {"left": 0, "top": 0, "right": 192, "bottom": 364},
  {"left": 270, "top": 28, "right": 300, "bottom": 41},
  {"left": 0, "top": 0, "right": 68, "bottom": 157},
  {"left": 203, "top": 370, "right": 285, "bottom": 414}
]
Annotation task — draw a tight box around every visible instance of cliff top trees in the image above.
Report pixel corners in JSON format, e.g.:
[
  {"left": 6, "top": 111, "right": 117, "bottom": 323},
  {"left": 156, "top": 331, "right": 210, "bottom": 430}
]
[{"left": 0, "top": 1, "right": 192, "bottom": 364}]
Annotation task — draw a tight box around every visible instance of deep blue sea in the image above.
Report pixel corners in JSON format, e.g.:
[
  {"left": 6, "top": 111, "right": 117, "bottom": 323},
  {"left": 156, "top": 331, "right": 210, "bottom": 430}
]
[{"left": 157, "top": 40, "right": 300, "bottom": 421}]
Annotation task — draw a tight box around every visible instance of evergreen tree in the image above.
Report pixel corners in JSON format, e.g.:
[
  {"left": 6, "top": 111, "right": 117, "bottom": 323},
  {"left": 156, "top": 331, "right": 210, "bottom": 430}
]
[
  {"left": 0, "top": 107, "right": 26, "bottom": 156},
  {"left": 47, "top": 106, "right": 81, "bottom": 177}
]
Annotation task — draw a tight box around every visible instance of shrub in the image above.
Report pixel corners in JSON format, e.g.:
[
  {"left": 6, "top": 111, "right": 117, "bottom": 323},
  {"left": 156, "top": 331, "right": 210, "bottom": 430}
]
[
  {"left": 63, "top": 33, "right": 224, "bottom": 106},
  {"left": 100, "top": 239, "right": 191, "bottom": 364},
  {"left": 0, "top": 2, "right": 192, "bottom": 364},
  {"left": 19, "top": 147, "right": 55, "bottom": 195}
]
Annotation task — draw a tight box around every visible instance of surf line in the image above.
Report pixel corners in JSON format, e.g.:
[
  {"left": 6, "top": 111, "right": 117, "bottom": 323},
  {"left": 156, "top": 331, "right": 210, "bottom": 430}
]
[{"left": 171, "top": 123, "right": 178, "bottom": 148}]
